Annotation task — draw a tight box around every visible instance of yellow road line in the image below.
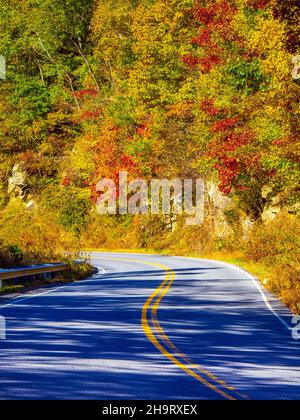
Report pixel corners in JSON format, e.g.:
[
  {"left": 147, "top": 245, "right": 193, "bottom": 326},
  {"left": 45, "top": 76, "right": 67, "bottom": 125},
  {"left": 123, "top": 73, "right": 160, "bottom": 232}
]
[
  {"left": 150, "top": 269, "right": 237, "bottom": 391},
  {"left": 95, "top": 256, "right": 240, "bottom": 400}
]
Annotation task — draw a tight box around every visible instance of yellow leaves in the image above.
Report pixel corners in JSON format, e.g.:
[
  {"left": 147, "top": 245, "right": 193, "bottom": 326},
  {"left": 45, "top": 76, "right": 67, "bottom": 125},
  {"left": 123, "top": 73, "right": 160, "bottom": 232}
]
[
  {"left": 256, "top": 104, "right": 286, "bottom": 122},
  {"left": 246, "top": 13, "right": 292, "bottom": 85},
  {"left": 232, "top": 7, "right": 251, "bottom": 39},
  {"left": 0, "top": 196, "right": 78, "bottom": 262},
  {"left": 249, "top": 115, "right": 285, "bottom": 146},
  {"left": 247, "top": 15, "right": 286, "bottom": 55},
  {"left": 197, "top": 71, "right": 221, "bottom": 97},
  {"left": 263, "top": 50, "right": 291, "bottom": 80},
  {"left": 91, "top": 0, "right": 133, "bottom": 36},
  {"left": 69, "top": 135, "right": 96, "bottom": 176},
  {"left": 91, "top": 0, "right": 134, "bottom": 67}
]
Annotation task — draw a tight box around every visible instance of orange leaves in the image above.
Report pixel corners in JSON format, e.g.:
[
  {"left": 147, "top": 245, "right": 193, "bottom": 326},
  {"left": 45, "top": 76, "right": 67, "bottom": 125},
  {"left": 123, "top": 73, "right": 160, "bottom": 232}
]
[
  {"left": 136, "top": 122, "right": 152, "bottom": 138},
  {"left": 89, "top": 119, "right": 142, "bottom": 201},
  {"left": 166, "top": 101, "right": 194, "bottom": 118},
  {"left": 61, "top": 176, "right": 72, "bottom": 187}
]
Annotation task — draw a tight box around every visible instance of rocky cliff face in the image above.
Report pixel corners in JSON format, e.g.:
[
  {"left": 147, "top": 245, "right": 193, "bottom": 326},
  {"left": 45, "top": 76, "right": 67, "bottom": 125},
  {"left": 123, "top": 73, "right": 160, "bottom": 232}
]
[
  {"left": 208, "top": 180, "right": 299, "bottom": 240},
  {"left": 261, "top": 187, "right": 300, "bottom": 223},
  {"left": 207, "top": 181, "right": 235, "bottom": 238},
  {"left": 7, "top": 164, "right": 27, "bottom": 199}
]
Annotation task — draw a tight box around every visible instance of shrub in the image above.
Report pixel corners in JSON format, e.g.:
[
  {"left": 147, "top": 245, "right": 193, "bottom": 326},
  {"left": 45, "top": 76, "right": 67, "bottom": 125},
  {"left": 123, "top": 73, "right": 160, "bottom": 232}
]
[{"left": 244, "top": 214, "right": 300, "bottom": 311}]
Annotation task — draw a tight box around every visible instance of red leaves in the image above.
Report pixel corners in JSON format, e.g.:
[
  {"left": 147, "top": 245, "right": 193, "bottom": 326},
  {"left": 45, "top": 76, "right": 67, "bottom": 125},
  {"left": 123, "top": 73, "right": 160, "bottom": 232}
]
[
  {"left": 272, "top": 137, "right": 291, "bottom": 147},
  {"left": 184, "top": 1, "right": 239, "bottom": 73},
  {"left": 183, "top": 1, "right": 237, "bottom": 73},
  {"left": 200, "top": 99, "right": 221, "bottom": 117},
  {"left": 120, "top": 155, "right": 138, "bottom": 172},
  {"left": 207, "top": 127, "right": 255, "bottom": 195},
  {"left": 214, "top": 157, "right": 250, "bottom": 195},
  {"left": 211, "top": 117, "right": 240, "bottom": 133},
  {"left": 207, "top": 130, "right": 253, "bottom": 160},
  {"left": 193, "top": 0, "right": 237, "bottom": 28},
  {"left": 193, "top": 3, "right": 218, "bottom": 26},
  {"left": 192, "top": 28, "right": 213, "bottom": 47},
  {"left": 215, "top": 157, "right": 240, "bottom": 195},
  {"left": 223, "top": 131, "right": 253, "bottom": 151},
  {"left": 20, "top": 151, "right": 34, "bottom": 163},
  {"left": 200, "top": 54, "right": 222, "bottom": 73},
  {"left": 182, "top": 54, "right": 200, "bottom": 68},
  {"left": 200, "top": 95, "right": 255, "bottom": 195},
  {"left": 74, "top": 88, "right": 102, "bottom": 123},
  {"left": 200, "top": 99, "right": 213, "bottom": 113},
  {"left": 19, "top": 151, "right": 44, "bottom": 176},
  {"left": 61, "top": 176, "right": 71, "bottom": 187},
  {"left": 81, "top": 179, "right": 90, "bottom": 187},
  {"left": 74, "top": 89, "right": 98, "bottom": 99},
  {"left": 182, "top": 53, "right": 222, "bottom": 72}
]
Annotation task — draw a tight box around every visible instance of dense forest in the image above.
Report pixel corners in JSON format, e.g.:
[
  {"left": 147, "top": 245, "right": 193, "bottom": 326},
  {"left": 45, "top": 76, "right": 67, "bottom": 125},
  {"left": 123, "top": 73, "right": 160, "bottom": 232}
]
[{"left": 0, "top": 1, "right": 299, "bottom": 310}]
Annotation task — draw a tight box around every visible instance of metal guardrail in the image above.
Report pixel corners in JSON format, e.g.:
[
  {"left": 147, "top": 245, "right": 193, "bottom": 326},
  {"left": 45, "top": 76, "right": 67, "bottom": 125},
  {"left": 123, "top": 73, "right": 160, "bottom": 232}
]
[{"left": 0, "top": 263, "right": 70, "bottom": 289}]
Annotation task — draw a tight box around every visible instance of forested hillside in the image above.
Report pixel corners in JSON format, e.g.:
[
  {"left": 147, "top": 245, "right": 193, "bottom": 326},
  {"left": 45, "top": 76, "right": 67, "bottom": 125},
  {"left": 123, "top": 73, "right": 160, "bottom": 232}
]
[{"left": 0, "top": 1, "right": 299, "bottom": 310}]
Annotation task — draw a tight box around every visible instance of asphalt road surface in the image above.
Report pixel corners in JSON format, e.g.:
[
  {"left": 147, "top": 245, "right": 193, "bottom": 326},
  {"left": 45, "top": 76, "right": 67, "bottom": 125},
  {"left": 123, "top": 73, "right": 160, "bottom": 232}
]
[{"left": 0, "top": 252, "right": 299, "bottom": 400}]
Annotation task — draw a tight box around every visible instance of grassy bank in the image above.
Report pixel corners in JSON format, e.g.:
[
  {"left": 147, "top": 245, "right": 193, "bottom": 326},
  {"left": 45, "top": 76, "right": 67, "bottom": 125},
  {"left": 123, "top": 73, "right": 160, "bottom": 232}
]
[{"left": 0, "top": 200, "right": 94, "bottom": 292}]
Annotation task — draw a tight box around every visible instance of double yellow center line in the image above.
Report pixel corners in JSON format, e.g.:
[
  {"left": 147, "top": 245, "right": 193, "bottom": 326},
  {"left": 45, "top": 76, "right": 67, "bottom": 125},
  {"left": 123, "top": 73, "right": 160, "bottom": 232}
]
[{"left": 96, "top": 256, "right": 246, "bottom": 400}]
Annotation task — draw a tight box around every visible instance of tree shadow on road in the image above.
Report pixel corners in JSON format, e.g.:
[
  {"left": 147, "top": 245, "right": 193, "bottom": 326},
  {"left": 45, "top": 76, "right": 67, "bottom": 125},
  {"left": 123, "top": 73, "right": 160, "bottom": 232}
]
[{"left": 0, "top": 264, "right": 299, "bottom": 400}]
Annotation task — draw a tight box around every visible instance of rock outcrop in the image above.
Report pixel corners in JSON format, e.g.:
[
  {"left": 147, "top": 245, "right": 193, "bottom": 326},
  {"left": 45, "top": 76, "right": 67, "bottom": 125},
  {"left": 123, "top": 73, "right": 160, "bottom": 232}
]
[{"left": 7, "top": 164, "right": 27, "bottom": 199}]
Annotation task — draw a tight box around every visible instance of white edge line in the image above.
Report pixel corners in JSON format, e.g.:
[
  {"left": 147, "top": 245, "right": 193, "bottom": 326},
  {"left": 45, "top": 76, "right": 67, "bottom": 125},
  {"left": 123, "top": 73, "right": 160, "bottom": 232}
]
[
  {"left": 173, "top": 255, "right": 292, "bottom": 332},
  {"left": 92, "top": 252, "right": 293, "bottom": 332},
  {"left": 0, "top": 266, "right": 106, "bottom": 310},
  {"left": 57, "top": 251, "right": 293, "bottom": 333}
]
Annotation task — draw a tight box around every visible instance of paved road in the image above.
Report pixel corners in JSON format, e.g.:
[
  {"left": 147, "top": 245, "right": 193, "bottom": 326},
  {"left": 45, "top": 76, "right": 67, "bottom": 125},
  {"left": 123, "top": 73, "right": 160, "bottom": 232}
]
[{"left": 0, "top": 252, "right": 299, "bottom": 400}]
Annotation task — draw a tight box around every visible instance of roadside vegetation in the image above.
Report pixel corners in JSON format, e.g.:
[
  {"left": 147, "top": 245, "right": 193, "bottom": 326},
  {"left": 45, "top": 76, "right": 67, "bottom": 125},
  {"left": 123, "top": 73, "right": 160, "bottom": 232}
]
[
  {"left": 0, "top": 1, "right": 299, "bottom": 309},
  {"left": 0, "top": 201, "right": 93, "bottom": 286},
  {"left": 82, "top": 212, "right": 300, "bottom": 313}
]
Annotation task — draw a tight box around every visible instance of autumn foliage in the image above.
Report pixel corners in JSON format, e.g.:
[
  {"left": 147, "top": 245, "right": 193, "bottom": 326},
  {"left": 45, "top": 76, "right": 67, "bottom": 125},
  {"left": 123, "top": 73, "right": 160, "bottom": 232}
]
[{"left": 0, "top": 0, "right": 299, "bottom": 308}]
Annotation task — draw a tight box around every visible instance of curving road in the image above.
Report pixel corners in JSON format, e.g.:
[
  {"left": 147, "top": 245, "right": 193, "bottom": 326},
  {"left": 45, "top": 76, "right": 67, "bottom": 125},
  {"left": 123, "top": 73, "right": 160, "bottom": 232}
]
[{"left": 0, "top": 252, "right": 299, "bottom": 400}]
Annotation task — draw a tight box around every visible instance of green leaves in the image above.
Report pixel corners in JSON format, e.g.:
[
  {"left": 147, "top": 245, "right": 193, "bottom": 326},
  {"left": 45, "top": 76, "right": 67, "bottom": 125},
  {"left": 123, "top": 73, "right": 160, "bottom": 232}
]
[
  {"left": 11, "top": 77, "right": 51, "bottom": 121},
  {"left": 226, "top": 59, "right": 269, "bottom": 95},
  {"left": 58, "top": 190, "right": 90, "bottom": 233},
  {"left": 107, "top": 96, "right": 137, "bottom": 127}
]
